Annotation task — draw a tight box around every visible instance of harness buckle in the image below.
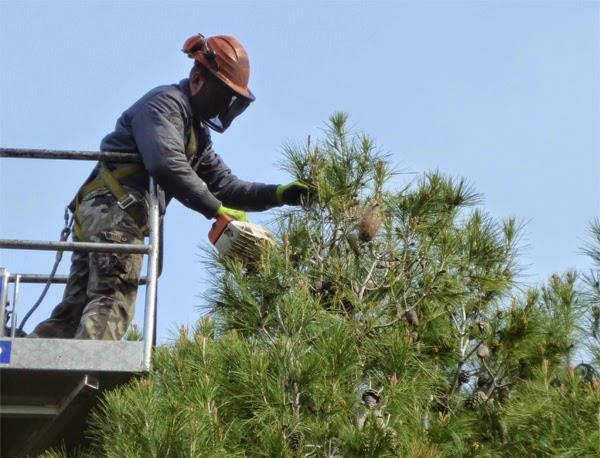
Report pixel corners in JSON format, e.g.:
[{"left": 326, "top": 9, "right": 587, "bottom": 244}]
[{"left": 118, "top": 194, "right": 139, "bottom": 210}]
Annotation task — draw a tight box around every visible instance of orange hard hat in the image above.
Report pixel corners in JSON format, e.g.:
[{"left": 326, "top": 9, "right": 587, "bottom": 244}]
[{"left": 182, "top": 34, "right": 254, "bottom": 102}]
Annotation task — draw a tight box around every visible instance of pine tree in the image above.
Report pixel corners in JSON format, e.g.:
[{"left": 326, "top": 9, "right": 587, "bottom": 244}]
[{"left": 45, "top": 114, "right": 599, "bottom": 457}]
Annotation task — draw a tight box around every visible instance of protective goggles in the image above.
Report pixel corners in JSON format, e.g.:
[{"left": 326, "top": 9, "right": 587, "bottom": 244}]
[{"left": 204, "top": 90, "right": 255, "bottom": 133}]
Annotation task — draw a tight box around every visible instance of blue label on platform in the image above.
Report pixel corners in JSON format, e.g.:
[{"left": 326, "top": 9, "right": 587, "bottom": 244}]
[{"left": 0, "top": 340, "right": 12, "bottom": 364}]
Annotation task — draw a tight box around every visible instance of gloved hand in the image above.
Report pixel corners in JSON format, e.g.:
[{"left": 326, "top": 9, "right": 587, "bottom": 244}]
[
  {"left": 216, "top": 205, "right": 248, "bottom": 222},
  {"left": 276, "top": 181, "right": 310, "bottom": 205}
]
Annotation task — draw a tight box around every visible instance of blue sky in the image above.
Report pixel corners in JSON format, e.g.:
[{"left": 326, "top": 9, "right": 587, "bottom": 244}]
[{"left": 1, "top": 1, "right": 598, "bottom": 342}]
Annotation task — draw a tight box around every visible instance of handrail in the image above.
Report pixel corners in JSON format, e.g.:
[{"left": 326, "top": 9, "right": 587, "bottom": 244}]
[
  {"left": 7, "top": 274, "right": 148, "bottom": 285},
  {"left": 0, "top": 240, "right": 150, "bottom": 254},
  {"left": 0, "top": 148, "right": 142, "bottom": 163},
  {"left": 0, "top": 148, "right": 159, "bottom": 370}
]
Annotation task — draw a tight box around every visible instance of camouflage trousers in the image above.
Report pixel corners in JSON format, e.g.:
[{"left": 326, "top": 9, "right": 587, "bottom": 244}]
[{"left": 30, "top": 188, "right": 147, "bottom": 340}]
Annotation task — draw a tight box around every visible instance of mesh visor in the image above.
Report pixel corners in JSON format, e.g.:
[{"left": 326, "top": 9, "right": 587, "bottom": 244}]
[{"left": 204, "top": 90, "right": 255, "bottom": 133}]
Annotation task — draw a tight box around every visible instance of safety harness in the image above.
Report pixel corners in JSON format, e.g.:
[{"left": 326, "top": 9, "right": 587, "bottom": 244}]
[{"left": 71, "top": 124, "right": 198, "bottom": 240}]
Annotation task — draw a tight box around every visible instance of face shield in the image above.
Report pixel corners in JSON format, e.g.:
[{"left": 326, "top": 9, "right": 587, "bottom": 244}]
[{"left": 203, "top": 89, "right": 255, "bottom": 133}]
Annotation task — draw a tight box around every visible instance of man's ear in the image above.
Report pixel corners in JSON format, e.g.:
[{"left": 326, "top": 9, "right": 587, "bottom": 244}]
[{"left": 189, "top": 70, "right": 206, "bottom": 96}]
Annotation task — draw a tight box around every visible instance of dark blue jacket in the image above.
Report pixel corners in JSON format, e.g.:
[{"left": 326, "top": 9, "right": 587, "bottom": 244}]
[{"left": 95, "top": 79, "right": 279, "bottom": 218}]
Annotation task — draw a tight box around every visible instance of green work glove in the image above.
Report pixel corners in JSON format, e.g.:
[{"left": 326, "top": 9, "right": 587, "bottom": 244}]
[
  {"left": 216, "top": 205, "right": 248, "bottom": 222},
  {"left": 276, "top": 181, "right": 310, "bottom": 205}
]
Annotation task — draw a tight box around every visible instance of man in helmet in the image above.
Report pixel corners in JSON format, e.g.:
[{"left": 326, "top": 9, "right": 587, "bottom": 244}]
[{"left": 29, "top": 34, "right": 309, "bottom": 340}]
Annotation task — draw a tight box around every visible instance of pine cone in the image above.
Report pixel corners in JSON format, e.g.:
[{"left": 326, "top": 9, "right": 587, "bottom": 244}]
[
  {"left": 497, "top": 385, "right": 511, "bottom": 405},
  {"left": 362, "top": 388, "right": 380, "bottom": 408},
  {"left": 458, "top": 370, "right": 470, "bottom": 385},
  {"left": 465, "top": 390, "right": 488, "bottom": 410},
  {"left": 464, "top": 396, "right": 476, "bottom": 410},
  {"left": 404, "top": 308, "right": 419, "bottom": 327},
  {"left": 286, "top": 429, "right": 304, "bottom": 452},
  {"left": 518, "top": 357, "right": 531, "bottom": 379},
  {"left": 385, "top": 427, "right": 399, "bottom": 451},
  {"left": 477, "top": 373, "right": 493, "bottom": 390},
  {"left": 315, "top": 280, "right": 337, "bottom": 300},
  {"left": 342, "top": 298, "right": 355, "bottom": 314},
  {"left": 357, "top": 204, "right": 383, "bottom": 242}
]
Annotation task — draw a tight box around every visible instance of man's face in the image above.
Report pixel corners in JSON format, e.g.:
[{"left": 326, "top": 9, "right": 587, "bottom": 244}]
[
  {"left": 189, "top": 68, "right": 253, "bottom": 133},
  {"left": 189, "top": 71, "right": 234, "bottom": 121}
]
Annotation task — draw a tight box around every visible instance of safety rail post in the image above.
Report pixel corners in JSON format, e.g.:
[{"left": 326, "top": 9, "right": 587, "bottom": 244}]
[
  {"left": 142, "top": 178, "right": 160, "bottom": 370},
  {"left": 10, "top": 275, "right": 21, "bottom": 338},
  {"left": 0, "top": 268, "right": 9, "bottom": 338},
  {"left": 0, "top": 148, "right": 159, "bottom": 369}
]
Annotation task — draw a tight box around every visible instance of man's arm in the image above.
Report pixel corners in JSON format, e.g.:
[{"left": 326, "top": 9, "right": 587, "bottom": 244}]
[
  {"left": 192, "top": 139, "right": 281, "bottom": 212},
  {"left": 130, "top": 93, "right": 222, "bottom": 219}
]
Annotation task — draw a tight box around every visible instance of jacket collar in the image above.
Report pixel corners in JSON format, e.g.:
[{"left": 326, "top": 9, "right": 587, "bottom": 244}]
[{"left": 178, "top": 78, "right": 192, "bottom": 98}]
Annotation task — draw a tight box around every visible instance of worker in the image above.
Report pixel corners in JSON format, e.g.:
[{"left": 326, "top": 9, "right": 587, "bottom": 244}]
[{"left": 28, "top": 34, "right": 309, "bottom": 340}]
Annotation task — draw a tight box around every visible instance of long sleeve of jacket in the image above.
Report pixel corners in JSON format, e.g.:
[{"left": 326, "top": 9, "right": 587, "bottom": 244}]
[
  {"left": 130, "top": 92, "right": 222, "bottom": 218},
  {"left": 192, "top": 138, "right": 280, "bottom": 212}
]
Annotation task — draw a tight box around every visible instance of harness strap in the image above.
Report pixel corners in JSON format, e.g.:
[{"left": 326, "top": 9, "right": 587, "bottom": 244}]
[
  {"left": 82, "top": 163, "right": 144, "bottom": 196},
  {"left": 99, "top": 163, "right": 139, "bottom": 209},
  {"left": 73, "top": 163, "right": 147, "bottom": 239},
  {"left": 186, "top": 123, "right": 198, "bottom": 160}
]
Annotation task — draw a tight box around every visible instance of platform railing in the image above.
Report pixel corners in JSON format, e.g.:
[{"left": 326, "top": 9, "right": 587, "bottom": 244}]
[{"left": 0, "top": 148, "right": 159, "bottom": 370}]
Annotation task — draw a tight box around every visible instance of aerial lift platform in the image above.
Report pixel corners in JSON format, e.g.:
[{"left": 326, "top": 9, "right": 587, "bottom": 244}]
[{"left": 0, "top": 148, "right": 161, "bottom": 457}]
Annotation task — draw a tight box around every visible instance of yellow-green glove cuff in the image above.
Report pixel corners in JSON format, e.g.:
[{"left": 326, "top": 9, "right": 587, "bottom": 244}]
[{"left": 216, "top": 206, "right": 248, "bottom": 222}]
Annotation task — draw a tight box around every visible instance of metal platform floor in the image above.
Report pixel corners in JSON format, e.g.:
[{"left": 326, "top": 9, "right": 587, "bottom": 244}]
[{"left": 1, "top": 338, "right": 146, "bottom": 457}]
